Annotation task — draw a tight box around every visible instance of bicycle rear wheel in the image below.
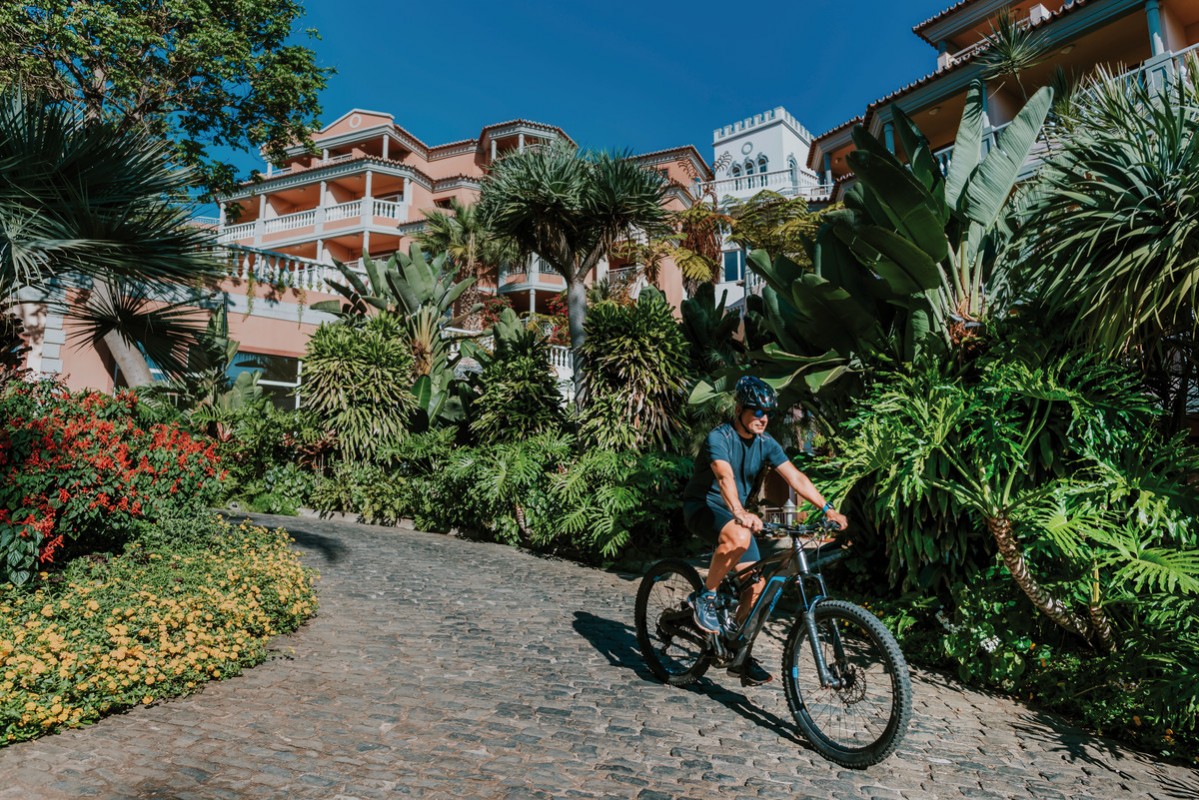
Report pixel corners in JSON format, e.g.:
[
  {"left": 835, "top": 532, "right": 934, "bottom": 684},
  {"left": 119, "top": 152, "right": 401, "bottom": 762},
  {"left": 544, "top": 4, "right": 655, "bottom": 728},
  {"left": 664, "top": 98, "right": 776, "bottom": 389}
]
[
  {"left": 635, "top": 559, "right": 712, "bottom": 686},
  {"left": 782, "top": 599, "right": 912, "bottom": 768}
]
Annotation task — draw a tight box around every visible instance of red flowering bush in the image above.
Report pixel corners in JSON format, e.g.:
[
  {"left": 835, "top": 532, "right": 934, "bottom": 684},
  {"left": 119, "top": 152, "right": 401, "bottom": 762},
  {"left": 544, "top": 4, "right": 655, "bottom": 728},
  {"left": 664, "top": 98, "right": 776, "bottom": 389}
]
[{"left": 0, "top": 382, "right": 223, "bottom": 585}]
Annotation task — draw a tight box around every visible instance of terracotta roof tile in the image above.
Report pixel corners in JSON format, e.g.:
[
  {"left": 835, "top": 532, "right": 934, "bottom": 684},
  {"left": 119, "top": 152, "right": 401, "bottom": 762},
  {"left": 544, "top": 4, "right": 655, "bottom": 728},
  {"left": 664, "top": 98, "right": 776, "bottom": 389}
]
[{"left": 913, "top": 0, "right": 985, "bottom": 37}]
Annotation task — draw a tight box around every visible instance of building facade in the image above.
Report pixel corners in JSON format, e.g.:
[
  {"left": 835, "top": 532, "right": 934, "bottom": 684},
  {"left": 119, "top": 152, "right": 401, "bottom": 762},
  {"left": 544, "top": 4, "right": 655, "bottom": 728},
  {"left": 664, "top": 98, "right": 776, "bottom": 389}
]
[
  {"left": 698, "top": 107, "right": 828, "bottom": 308},
  {"left": 33, "top": 109, "right": 712, "bottom": 402},
  {"left": 808, "top": 0, "right": 1199, "bottom": 199}
]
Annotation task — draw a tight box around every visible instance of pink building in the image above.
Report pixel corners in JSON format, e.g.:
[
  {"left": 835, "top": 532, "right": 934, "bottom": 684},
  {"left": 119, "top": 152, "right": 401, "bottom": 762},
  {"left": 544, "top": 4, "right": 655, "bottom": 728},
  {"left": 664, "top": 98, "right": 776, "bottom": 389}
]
[{"left": 30, "top": 109, "right": 711, "bottom": 403}]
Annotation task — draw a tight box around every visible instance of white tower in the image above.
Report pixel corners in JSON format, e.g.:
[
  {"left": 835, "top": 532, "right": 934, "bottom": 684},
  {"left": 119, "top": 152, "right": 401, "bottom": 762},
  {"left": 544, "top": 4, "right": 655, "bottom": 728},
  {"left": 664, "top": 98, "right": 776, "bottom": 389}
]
[{"left": 709, "top": 107, "right": 823, "bottom": 307}]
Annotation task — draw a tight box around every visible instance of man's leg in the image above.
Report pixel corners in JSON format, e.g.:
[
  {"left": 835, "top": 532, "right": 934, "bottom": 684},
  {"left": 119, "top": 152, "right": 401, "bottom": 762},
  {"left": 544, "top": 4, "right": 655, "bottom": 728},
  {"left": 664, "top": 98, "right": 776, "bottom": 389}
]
[{"left": 704, "top": 518, "right": 752, "bottom": 591}]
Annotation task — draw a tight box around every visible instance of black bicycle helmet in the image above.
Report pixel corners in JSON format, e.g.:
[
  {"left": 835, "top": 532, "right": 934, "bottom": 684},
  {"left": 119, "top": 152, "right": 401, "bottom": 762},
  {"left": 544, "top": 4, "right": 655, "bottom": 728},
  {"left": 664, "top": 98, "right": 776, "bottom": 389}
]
[{"left": 734, "top": 375, "right": 777, "bottom": 411}]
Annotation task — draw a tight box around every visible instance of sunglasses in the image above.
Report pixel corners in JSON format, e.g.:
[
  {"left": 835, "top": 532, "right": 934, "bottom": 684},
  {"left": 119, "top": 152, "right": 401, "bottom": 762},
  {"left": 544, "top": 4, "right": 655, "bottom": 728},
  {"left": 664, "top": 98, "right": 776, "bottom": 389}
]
[{"left": 746, "top": 408, "right": 771, "bottom": 418}]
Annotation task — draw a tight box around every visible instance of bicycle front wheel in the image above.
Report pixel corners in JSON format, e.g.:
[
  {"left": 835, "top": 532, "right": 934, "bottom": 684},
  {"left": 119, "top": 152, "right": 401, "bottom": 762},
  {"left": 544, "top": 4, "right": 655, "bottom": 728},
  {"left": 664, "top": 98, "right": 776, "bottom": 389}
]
[
  {"left": 782, "top": 599, "right": 912, "bottom": 768},
  {"left": 634, "top": 559, "right": 712, "bottom": 686}
]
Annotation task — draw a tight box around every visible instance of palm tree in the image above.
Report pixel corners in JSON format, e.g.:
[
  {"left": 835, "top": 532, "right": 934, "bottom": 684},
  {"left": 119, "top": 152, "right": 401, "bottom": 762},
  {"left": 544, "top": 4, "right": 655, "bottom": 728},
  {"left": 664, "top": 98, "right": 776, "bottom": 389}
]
[
  {"left": 0, "top": 90, "right": 221, "bottom": 385},
  {"left": 477, "top": 142, "right": 670, "bottom": 380},
  {"left": 1014, "top": 66, "right": 1199, "bottom": 432},
  {"left": 415, "top": 199, "right": 516, "bottom": 330}
]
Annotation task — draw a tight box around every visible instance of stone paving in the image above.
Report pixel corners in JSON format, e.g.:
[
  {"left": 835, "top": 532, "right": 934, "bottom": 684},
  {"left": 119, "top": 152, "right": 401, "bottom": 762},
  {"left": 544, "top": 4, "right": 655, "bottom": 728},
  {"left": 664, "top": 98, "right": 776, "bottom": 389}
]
[{"left": 1, "top": 513, "right": 1197, "bottom": 800}]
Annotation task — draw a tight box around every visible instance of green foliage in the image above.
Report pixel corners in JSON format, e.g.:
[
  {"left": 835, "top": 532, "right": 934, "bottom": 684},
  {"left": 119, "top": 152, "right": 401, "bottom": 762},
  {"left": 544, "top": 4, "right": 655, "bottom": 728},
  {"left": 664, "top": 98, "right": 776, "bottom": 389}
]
[
  {"left": 0, "top": 0, "right": 331, "bottom": 199},
  {"left": 741, "top": 80, "right": 1053, "bottom": 417},
  {"left": 1014, "top": 65, "right": 1199, "bottom": 432},
  {"left": 469, "top": 309, "right": 565, "bottom": 444},
  {"left": 244, "top": 463, "right": 313, "bottom": 516},
  {"left": 478, "top": 141, "right": 670, "bottom": 366},
  {"left": 0, "top": 382, "right": 223, "bottom": 585},
  {"left": 302, "top": 313, "right": 417, "bottom": 463},
  {"left": 313, "top": 246, "right": 477, "bottom": 429},
  {"left": 726, "top": 191, "right": 826, "bottom": 267},
  {"left": 575, "top": 288, "right": 691, "bottom": 451},
  {"left": 547, "top": 449, "right": 691, "bottom": 559}
]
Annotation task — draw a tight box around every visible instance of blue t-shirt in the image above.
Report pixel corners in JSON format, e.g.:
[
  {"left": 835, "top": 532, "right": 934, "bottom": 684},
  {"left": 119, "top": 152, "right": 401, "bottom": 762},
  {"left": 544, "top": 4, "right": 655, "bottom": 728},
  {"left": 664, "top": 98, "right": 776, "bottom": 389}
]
[{"left": 683, "top": 423, "right": 789, "bottom": 513}]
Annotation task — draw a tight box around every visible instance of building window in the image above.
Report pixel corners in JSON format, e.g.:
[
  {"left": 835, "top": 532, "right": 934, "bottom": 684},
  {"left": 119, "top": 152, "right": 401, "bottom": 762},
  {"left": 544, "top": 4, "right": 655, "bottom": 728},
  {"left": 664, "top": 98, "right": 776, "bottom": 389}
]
[
  {"left": 228, "top": 351, "right": 302, "bottom": 410},
  {"left": 758, "top": 155, "right": 769, "bottom": 186},
  {"left": 731, "top": 164, "right": 742, "bottom": 190},
  {"left": 723, "top": 249, "right": 745, "bottom": 282},
  {"left": 787, "top": 156, "right": 799, "bottom": 186}
]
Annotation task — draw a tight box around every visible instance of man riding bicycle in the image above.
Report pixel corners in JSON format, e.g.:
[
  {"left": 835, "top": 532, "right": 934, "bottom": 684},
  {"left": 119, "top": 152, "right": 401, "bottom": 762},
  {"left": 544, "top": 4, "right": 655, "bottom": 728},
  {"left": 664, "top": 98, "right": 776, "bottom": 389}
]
[{"left": 682, "top": 376, "right": 848, "bottom": 686}]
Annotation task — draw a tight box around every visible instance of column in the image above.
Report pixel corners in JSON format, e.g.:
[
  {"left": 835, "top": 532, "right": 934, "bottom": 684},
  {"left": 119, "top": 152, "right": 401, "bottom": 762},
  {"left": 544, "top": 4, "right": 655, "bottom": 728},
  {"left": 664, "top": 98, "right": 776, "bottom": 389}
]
[
  {"left": 218, "top": 202, "right": 226, "bottom": 228},
  {"left": 254, "top": 194, "right": 266, "bottom": 246},
  {"left": 528, "top": 288, "right": 536, "bottom": 316},
  {"left": 317, "top": 239, "right": 325, "bottom": 263},
  {"left": 1146, "top": 0, "right": 1165, "bottom": 56},
  {"left": 490, "top": 139, "right": 497, "bottom": 161},
  {"left": 518, "top": 132, "right": 525, "bottom": 152},
  {"left": 317, "top": 180, "right": 327, "bottom": 235},
  {"left": 382, "top": 135, "right": 389, "bottom": 160},
  {"left": 822, "top": 153, "right": 832, "bottom": 187},
  {"left": 321, "top": 147, "right": 329, "bottom": 161},
  {"left": 362, "top": 230, "right": 371, "bottom": 265},
  {"left": 362, "top": 170, "right": 373, "bottom": 225},
  {"left": 883, "top": 121, "right": 896, "bottom": 154}
]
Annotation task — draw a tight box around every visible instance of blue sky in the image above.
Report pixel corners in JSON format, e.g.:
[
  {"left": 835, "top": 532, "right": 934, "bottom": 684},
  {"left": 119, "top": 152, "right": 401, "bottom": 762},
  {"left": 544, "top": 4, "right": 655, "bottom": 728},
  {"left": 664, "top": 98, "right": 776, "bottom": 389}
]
[{"left": 229, "top": 0, "right": 954, "bottom": 175}]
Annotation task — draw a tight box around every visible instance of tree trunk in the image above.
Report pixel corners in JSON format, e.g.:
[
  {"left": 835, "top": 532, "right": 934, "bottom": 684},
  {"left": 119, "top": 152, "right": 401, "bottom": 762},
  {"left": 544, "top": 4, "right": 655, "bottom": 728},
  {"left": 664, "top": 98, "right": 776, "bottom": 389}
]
[
  {"left": 93, "top": 279, "right": 155, "bottom": 387},
  {"left": 566, "top": 276, "right": 588, "bottom": 403},
  {"left": 986, "top": 513, "right": 1094, "bottom": 642}
]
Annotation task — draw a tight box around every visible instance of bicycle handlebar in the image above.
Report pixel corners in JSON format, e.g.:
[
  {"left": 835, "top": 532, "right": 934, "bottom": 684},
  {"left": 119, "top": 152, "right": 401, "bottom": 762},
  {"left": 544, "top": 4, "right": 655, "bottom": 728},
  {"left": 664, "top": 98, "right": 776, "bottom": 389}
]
[{"left": 759, "top": 519, "right": 844, "bottom": 539}]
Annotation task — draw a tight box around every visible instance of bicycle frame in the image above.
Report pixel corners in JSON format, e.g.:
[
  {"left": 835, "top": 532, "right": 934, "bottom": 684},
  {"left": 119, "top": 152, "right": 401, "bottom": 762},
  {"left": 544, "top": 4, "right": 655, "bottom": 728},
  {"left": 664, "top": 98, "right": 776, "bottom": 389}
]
[{"left": 717, "top": 524, "right": 848, "bottom": 688}]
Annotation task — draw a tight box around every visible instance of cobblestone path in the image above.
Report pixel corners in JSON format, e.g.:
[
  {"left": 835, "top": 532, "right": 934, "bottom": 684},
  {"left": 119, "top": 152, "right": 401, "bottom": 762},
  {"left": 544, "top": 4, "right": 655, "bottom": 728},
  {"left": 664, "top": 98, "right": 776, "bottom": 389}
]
[{"left": 1, "top": 514, "right": 1196, "bottom": 799}]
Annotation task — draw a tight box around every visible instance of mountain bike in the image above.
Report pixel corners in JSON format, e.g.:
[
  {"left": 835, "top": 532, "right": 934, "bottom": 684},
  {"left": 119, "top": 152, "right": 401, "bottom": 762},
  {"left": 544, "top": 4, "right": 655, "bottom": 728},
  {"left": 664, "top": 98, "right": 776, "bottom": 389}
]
[{"left": 634, "top": 519, "right": 912, "bottom": 768}]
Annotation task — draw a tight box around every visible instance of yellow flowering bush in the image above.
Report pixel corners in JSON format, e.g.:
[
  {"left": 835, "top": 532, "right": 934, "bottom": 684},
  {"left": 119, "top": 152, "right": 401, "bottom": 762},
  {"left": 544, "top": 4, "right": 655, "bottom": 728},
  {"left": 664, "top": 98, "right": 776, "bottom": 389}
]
[{"left": 0, "top": 515, "right": 316, "bottom": 745}]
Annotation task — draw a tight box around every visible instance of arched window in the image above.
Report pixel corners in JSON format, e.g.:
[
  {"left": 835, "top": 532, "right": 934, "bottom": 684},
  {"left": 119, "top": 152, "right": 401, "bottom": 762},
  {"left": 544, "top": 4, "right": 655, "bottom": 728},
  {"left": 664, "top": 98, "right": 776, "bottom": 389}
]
[
  {"left": 787, "top": 156, "right": 799, "bottom": 187},
  {"left": 731, "top": 164, "right": 741, "bottom": 190},
  {"left": 758, "top": 155, "right": 769, "bottom": 187}
]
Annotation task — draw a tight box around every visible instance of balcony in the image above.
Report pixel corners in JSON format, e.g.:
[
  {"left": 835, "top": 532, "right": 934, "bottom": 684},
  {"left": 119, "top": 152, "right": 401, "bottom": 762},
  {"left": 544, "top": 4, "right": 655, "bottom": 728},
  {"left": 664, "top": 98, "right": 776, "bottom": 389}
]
[
  {"left": 928, "top": 43, "right": 1199, "bottom": 183},
  {"left": 699, "top": 168, "right": 834, "bottom": 203},
  {"left": 219, "top": 246, "right": 362, "bottom": 296},
  {"left": 217, "top": 198, "right": 411, "bottom": 244},
  {"left": 497, "top": 257, "right": 565, "bottom": 292}
]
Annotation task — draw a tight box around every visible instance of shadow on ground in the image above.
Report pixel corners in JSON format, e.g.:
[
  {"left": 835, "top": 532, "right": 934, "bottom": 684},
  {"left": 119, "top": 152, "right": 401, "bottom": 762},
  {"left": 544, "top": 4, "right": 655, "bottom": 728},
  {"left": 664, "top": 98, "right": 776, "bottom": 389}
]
[
  {"left": 571, "top": 611, "right": 809, "bottom": 748},
  {"left": 223, "top": 512, "right": 350, "bottom": 564}
]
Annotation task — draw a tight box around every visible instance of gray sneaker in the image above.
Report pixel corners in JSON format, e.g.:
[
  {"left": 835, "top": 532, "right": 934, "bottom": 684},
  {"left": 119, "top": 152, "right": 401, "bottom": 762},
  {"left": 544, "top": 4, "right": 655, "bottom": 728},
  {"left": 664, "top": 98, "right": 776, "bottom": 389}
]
[{"left": 690, "top": 589, "right": 721, "bottom": 634}]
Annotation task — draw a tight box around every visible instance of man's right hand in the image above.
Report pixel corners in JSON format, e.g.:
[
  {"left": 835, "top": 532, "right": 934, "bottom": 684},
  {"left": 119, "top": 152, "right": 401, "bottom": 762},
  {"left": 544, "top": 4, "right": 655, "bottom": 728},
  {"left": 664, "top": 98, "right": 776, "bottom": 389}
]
[{"left": 736, "top": 512, "right": 764, "bottom": 532}]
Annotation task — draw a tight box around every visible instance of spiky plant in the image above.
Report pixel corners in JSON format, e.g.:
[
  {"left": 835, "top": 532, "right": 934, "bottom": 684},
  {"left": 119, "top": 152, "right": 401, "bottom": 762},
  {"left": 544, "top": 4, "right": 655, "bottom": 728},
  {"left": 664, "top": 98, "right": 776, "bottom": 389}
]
[
  {"left": 301, "top": 312, "right": 417, "bottom": 463},
  {"left": 469, "top": 309, "right": 565, "bottom": 444},
  {"left": 574, "top": 287, "right": 691, "bottom": 451},
  {"left": 1014, "top": 65, "right": 1199, "bottom": 431}
]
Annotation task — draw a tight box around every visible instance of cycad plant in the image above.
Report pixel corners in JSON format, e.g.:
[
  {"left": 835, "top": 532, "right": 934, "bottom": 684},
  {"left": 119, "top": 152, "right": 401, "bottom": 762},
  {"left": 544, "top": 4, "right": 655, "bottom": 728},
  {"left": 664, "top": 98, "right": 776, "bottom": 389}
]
[
  {"left": 1014, "top": 65, "right": 1199, "bottom": 432},
  {"left": 0, "top": 90, "right": 221, "bottom": 385},
  {"left": 314, "top": 245, "right": 479, "bottom": 428},
  {"left": 574, "top": 287, "right": 691, "bottom": 452}
]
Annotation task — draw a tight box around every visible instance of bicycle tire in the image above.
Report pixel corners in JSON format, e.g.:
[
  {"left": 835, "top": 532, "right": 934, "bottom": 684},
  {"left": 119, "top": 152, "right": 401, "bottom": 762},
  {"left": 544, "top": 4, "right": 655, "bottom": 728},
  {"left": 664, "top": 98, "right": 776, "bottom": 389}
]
[
  {"left": 782, "top": 599, "right": 912, "bottom": 768},
  {"left": 634, "top": 559, "right": 712, "bottom": 686}
]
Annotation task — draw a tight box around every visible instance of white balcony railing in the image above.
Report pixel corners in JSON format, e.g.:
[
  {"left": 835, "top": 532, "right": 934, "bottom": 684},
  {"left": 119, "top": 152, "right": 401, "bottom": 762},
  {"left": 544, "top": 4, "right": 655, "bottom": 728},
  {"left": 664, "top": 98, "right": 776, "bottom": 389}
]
[
  {"left": 219, "top": 222, "right": 255, "bottom": 242},
  {"left": 324, "top": 199, "right": 361, "bottom": 222},
  {"left": 262, "top": 209, "right": 317, "bottom": 235},
  {"left": 219, "top": 245, "right": 355, "bottom": 295},
  {"left": 372, "top": 199, "right": 404, "bottom": 219},
  {"left": 699, "top": 167, "right": 833, "bottom": 201}
]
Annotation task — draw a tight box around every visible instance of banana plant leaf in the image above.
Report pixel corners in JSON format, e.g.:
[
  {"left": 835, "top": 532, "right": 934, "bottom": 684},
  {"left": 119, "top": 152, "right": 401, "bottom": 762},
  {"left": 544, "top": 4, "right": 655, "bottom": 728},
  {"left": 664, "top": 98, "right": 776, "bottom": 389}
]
[
  {"left": 944, "top": 81, "right": 986, "bottom": 209},
  {"left": 961, "top": 85, "right": 1054, "bottom": 230}
]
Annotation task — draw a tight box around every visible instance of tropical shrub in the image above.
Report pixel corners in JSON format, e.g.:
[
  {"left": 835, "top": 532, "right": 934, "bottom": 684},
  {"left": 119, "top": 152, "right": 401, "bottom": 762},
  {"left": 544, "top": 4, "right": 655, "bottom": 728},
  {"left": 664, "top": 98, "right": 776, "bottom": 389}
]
[
  {"left": 575, "top": 288, "right": 691, "bottom": 451},
  {"left": 1014, "top": 65, "right": 1199, "bottom": 432},
  {"left": 0, "top": 383, "right": 223, "bottom": 585},
  {"left": 834, "top": 346, "right": 1199, "bottom": 660},
  {"left": 0, "top": 515, "right": 316, "bottom": 746},
  {"left": 302, "top": 312, "right": 417, "bottom": 463},
  {"left": 469, "top": 309, "right": 565, "bottom": 444}
]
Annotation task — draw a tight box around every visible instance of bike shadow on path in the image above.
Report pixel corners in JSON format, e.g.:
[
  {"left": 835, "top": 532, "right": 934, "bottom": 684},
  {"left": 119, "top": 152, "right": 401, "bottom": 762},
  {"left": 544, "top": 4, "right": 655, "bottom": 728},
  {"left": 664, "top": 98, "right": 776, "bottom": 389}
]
[{"left": 572, "top": 611, "right": 809, "bottom": 749}]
